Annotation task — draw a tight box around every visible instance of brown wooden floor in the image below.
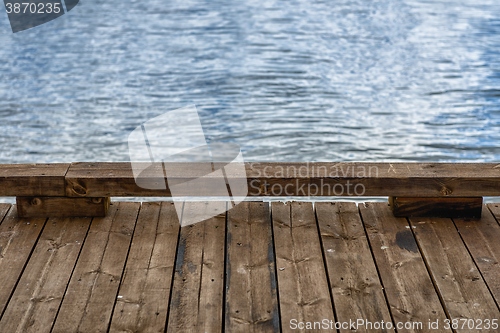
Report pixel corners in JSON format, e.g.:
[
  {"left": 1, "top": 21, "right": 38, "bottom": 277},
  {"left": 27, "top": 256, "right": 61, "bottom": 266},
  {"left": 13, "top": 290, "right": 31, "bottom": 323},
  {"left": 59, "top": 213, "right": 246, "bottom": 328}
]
[{"left": 0, "top": 201, "right": 499, "bottom": 333}]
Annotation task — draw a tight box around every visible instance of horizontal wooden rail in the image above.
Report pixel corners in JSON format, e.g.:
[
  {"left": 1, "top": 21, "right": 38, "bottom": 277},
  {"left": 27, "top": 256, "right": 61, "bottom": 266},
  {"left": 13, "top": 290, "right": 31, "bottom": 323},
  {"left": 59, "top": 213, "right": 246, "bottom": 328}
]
[
  {"left": 1, "top": 162, "right": 496, "bottom": 218},
  {"left": 0, "top": 162, "right": 500, "bottom": 197},
  {"left": 0, "top": 163, "right": 70, "bottom": 196}
]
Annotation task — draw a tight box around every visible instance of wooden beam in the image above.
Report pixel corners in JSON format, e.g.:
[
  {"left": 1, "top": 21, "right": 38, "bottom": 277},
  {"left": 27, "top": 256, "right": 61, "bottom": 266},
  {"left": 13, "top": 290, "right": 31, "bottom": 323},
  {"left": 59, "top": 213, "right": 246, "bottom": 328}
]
[
  {"left": 63, "top": 162, "right": 500, "bottom": 197},
  {"left": 16, "top": 196, "right": 110, "bottom": 218},
  {"left": 0, "top": 163, "right": 69, "bottom": 196},
  {"left": 0, "top": 162, "right": 497, "bottom": 199},
  {"left": 390, "top": 197, "right": 482, "bottom": 218},
  {"left": 65, "top": 162, "right": 172, "bottom": 197}
]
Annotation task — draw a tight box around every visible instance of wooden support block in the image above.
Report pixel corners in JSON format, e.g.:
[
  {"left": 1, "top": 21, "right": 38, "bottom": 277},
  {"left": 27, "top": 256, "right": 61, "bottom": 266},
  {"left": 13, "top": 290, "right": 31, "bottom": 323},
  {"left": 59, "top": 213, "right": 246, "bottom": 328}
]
[
  {"left": 389, "top": 196, "right": 482, "bottom": 218},
  {"left": 16, "top": 196, "right": 110, "bottom": 218}
]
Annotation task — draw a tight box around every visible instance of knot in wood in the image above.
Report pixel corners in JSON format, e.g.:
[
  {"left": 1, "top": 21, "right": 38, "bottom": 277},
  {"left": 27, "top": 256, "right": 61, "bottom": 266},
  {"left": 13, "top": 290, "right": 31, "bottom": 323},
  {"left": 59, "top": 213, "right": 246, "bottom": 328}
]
[
  {"left": 440, "top": 186, "right": 452, "bottom": 196},
  {"left": 72, "top": 184, "right": 87, "bottom": 196},
  {"left": 30, "top": 198, "right": 41, "bottom": 206}
]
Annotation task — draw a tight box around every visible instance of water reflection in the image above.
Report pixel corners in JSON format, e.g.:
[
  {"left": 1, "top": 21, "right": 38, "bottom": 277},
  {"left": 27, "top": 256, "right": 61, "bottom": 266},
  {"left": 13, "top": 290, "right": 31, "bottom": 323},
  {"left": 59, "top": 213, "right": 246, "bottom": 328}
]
[{"left": 0, "top": 0, "right": 499, "bottom": 163}]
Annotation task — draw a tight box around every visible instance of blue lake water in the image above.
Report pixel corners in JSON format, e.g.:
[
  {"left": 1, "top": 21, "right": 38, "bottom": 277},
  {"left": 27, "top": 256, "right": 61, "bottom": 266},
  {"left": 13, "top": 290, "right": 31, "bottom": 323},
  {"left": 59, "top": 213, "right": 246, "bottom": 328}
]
[{"left": 0, "top": 0, "right": 499, "bottom": 163}]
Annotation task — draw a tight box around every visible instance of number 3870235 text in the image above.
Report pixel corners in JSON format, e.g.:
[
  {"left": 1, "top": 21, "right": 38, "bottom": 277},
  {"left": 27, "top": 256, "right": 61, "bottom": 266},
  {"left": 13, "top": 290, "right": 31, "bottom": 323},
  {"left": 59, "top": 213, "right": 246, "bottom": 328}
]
[{"left": 5, "top": 2, "right": 61, "bottom": 14}]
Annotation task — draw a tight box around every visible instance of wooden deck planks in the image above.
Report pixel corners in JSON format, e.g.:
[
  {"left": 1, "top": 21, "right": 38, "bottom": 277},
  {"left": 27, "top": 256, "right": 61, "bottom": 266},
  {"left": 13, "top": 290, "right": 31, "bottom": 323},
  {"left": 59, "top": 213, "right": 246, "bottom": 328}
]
[
  {"left": 467, "top": 204, "right": 500, "bottom": 304},
  {"left": 0, "top": 215, "right": 91, "bottom": 333},
  {"left": 51, "top": 202, "right": 140, "bottom": 333},
  {"left": 166, "top": 202, "right": 226, "bottom": 333},
  {"left": 316, "top": 202, "right": 394, "bottom": 332},
  {"left": 271, "top": 201, "right": 334, "bottom": 332},
  {"left": 225, "top": 201, "right": 280, "bottom": 332},
  {"left": 109, "top": 202, "right": 180, "bottom": 333},
  {"left": 0, "top": 204, "right": 46, "bottom": 318},
  {"left": 0, "top": 200, "right": 497, "bottom": 332},
  {"left": 409, "top": 214, "right": 500, "bottom": 330},
  {"left": 359, "top": 202, "right": 450, "bottom": 333}
]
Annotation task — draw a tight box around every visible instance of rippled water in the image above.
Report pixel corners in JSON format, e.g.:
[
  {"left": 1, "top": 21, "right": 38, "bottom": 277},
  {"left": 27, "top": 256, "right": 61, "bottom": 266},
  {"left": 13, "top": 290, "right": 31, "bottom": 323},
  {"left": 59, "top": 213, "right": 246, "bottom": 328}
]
[{"left": 0, "top": 0, "right": 499, "bottom": 163}]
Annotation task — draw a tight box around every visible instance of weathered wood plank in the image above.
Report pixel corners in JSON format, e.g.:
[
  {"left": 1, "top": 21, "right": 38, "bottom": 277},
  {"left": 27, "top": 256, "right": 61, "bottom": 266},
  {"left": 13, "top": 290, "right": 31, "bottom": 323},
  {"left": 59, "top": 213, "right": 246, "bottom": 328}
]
[
  {"left": 109, "top": 202, "right": 180, "bottom": 333},
  {"left": 16, "top": 196, "right": 110, "bottom": 218},
  {"left": 453, "top": 204, "right": 500, "bottom": 310},
  {"left": 65, "top": 162, "right": 171, "bottom": 197},
  {"left": 409, "top": 215, "right": 500, "bottom": 328},
  {"left": 64, "top": 162, "right": 500, "bottom": 197},
  {"left": 166, "top": 202, "right": 226, "bottom": 333},
  {"left": 316, "top": 202, "right": 394, "bottom": 333},
  {"left": 0, "top": 215, "right": 91, "bottom": 333},
  {"left": 51, "top": 202, "right": 140, "bottom": 333},
  {"left": 271, "top": 201, "right": 334, "bottom": 332},
  {"left": 0, "top": 163, "right": 69, "bottom": 196},
  {"left": 225, "top": 201, "right": 279, "bottom": 332},
  {"left": 390, "top": 197, "right": 482, "bottom": 218},
  {"left": 0, "top": 204, "right": 46, "bottom": 318},
  {"left": 359, "top": 202, "right": 450, "bottom": 333}
]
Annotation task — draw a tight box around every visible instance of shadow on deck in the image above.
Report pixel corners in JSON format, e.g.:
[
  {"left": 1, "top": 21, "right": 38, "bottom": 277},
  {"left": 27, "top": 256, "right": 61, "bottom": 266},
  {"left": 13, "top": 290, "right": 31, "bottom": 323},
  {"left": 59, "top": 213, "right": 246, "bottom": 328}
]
[{"left": 0, "top": 201, "right": 499, "bottom": 332}]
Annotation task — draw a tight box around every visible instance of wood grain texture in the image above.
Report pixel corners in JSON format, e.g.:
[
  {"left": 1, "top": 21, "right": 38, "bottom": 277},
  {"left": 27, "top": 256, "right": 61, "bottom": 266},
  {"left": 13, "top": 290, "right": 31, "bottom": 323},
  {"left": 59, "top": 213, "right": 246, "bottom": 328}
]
[
  {"left": 16, "top": 196, "right": 110, "bottom": 218},
  {"left": 390, "top": 197, "right": 482, "bottom": 218},
  {"left": 0, "top": 163, "right": 69, "bottom": 196},
  {"left": 0, "top": 215, "right": 91, "bottom": 333},
  {"left": 409, "top": 214, "right": 500, "bottom": 330},
  {"left": 166, "top": 202, "right": 226, "bottom": 333},
  {"left": 272, "top": 201, "right": 334, "bottom": 333},
  {"left": 316, "top": 202, "right": 394, "bottom": 333},
  {"left": 51, "top": 202, "right": 140, "bottom": 333},
  {"left": 109, "top": 202, "right": 180, "bottom": 333},
  {"left": 65, "top": 162, "right": 172, "bottom": 197},
  {"left": 0, "top": 199, "right": 498, "bottom": 332},
  {"left": 64, "top": 162, "right": 500, "bottom": 197},
  {"left": 359, "top": 202, "right": 450, "bottom": 333},
  {"left": 0, "top": 204, "right": 46, "bottom": 318},
  {"left": 466, "top": 204, "right": 500, "bottom": 304},
  {"left": 225, "top": 201, "right": 279, "bottom": 332}
]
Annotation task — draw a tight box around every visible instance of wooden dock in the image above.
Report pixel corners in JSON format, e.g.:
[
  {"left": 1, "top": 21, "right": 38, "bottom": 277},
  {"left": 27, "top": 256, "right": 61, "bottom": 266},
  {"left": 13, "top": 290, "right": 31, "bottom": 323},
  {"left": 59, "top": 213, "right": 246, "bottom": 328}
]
[{"left": 0, "top": 200, "right": 499, "bottom": 332}]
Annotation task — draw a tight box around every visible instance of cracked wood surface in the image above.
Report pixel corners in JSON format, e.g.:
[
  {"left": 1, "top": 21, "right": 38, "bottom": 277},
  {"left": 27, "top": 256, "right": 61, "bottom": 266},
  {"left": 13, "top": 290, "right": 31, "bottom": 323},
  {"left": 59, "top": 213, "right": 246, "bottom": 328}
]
[{"left": 0, "top": 201, "right": 498, "bottom": 332}]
